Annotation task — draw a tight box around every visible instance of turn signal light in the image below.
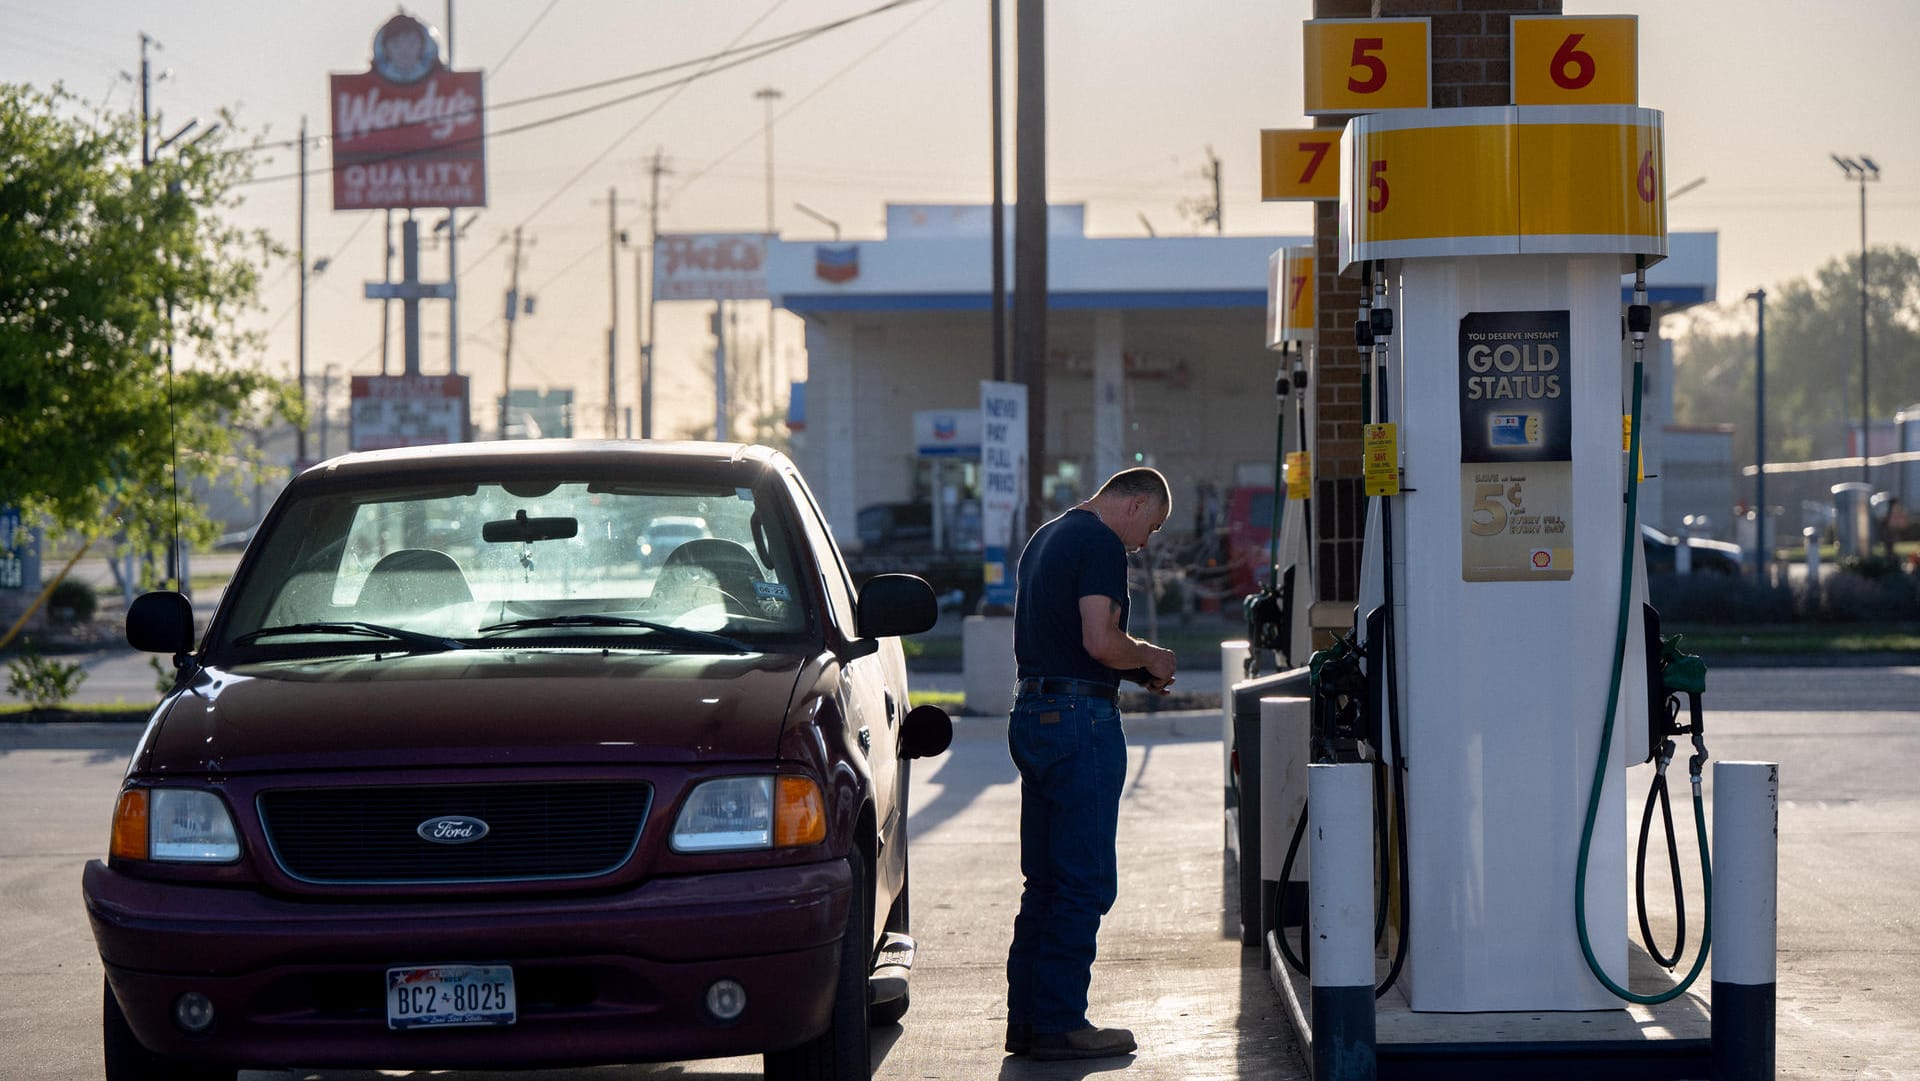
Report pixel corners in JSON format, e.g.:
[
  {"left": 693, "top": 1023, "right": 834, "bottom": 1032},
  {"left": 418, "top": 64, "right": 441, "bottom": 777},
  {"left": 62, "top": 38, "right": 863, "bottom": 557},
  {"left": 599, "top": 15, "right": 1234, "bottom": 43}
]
[
  {"left": 773, "top": 776, "right": 826, "bottom": 848},
  {"left": 110, "top": 789, "right": 149, "bottom": 861}
]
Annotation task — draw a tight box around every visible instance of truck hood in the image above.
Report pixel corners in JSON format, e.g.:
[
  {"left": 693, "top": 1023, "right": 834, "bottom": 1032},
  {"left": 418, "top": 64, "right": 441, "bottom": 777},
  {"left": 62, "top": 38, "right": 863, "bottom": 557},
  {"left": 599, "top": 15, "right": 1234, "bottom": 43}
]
[{"left": 135, "top": 650, "right": 809, "bottom": 775}]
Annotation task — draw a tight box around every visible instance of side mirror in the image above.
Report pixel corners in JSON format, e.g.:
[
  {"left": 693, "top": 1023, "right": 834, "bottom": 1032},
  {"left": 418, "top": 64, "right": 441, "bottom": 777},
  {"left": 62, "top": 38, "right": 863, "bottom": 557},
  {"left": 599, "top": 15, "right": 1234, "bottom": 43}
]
[
  {"left": 899, "top": 704, "right": 953, "bottom": 760},
  {"left": 126, "top": 591, "right": 195, "bottom": 655},
  {"left": 855, "top": 574, "right": 938, "bottom": 640}
]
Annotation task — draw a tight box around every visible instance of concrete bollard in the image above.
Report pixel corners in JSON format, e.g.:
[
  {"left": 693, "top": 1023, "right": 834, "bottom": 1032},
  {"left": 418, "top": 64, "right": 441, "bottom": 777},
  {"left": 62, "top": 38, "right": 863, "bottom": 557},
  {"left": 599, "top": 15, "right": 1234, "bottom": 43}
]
[
  {"left": 1803, "top": 526, "right": 1820, "bottom": 581},
  {"left": 1712, "top": 761, "right": 1778, "bottom": 1081},
  {"left": 961, "top": 615, "right": 1015, "bottom": 717},
  {"left": 1222, "top": 639, "right": 1250, "bottom": 803},
  {"left": 1309, "top": 762, "right": 1377, "bottom": 1081},
  {"left": 1260, "top": 697, "right": 1312, "bottom": 948}
]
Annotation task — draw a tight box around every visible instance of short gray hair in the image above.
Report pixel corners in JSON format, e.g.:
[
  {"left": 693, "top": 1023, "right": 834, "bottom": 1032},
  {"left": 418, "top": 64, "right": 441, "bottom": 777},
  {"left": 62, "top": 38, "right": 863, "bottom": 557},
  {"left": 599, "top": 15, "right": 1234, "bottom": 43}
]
[{"left": 1096, "top": 467, "right": 1170, "bottom": 507}]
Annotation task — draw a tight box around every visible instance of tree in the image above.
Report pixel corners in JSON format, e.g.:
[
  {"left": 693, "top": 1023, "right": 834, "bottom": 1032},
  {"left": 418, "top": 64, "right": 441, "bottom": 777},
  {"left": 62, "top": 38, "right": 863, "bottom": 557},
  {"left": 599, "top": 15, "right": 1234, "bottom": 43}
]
[
  {"left": 0, "top": 83, "right": 293, "bottom": 555},
  {"left": 1673, "top": 245, "right": 1920, "bottom": 465}
]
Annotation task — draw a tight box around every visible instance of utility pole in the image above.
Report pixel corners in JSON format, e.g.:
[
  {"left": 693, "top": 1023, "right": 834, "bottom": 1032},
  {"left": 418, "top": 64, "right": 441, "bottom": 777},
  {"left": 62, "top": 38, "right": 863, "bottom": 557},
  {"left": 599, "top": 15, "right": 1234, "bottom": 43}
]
[
  {"left": 755, "top": 86, "right": 783, "bottom": 422},
  {"left": 444, "top": 1, "right": 459, "bottom": 378},
  {"left": 642, "top": 150, "right": 669, "bottom": 439},
  {"left": 989, "top": 0, "right": 1007, "bottom": 382},
  {"left": 138, "top": 33, "right": 157, "bottom": 168},
  {"left": 1014, "top": 0, "right": 1048, "bottom": 539},
  {"left": 380, "top": 210, "right": 393, "bottom": 374},
  {"left": 1205, "top": 146, "right": 1223, "bottom": 234},
  {"left": 297, "top": 116, "right": 309, "bottom": 464},
  {"left": 1748, "top": 288, "right": 1767, "bottom": 584},
  {"left": 1833, "top": 154, "right": 1881, "bottom": 482},
  {"left": 595, "top": 188, "right": 634, "bottom": 437},
  {"left": 500, "top": 227, "right": 526, "bottom": 439},
  {"left": 712, "top": 304, "right": 729, "bottom": 442}
]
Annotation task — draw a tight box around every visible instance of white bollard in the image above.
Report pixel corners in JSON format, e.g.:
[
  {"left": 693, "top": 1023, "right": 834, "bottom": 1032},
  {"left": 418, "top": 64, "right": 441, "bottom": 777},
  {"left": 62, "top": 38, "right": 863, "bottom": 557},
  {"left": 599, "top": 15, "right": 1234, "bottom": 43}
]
[
  {"left": 1222, "top": 639, "right": 1250, "bottom": 798},
  {"left": 1309, "top": 762, "right": 1377, "bottom": 1081},
  {"left": 1712, "top": 761, "right": 1778, "bottom": 1081}
]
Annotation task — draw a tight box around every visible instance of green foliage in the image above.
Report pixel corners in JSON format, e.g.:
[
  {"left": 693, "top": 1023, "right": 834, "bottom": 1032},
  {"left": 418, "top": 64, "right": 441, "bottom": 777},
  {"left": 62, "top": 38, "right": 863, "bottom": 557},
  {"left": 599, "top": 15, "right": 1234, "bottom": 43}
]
[
  {"left": 5, "top": 643, "right": 87, "bottom": 708},
  {"left": 149, "top": 655, "right": 178, "bottom": 698},
  {"left": 0, "top": 83, "right": 296, "bottom": 551},
  {"left": 46, "top": 577, "right": 96, "bottom": 623},
  {"left": 1673, "top": 245, "right": 1920, "bottom": 464}
]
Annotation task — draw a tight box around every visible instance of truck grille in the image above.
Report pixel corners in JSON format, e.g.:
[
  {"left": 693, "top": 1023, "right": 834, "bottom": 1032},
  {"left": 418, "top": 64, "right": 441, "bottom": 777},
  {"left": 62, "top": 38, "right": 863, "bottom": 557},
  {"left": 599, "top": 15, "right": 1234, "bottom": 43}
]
[{"left": 258, "top": 782, "right": 651, "bottom": 884}]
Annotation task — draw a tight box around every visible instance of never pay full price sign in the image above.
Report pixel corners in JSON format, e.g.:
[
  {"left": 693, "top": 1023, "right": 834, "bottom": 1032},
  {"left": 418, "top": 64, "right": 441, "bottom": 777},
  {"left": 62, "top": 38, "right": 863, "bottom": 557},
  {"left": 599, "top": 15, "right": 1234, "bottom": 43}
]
[{"left": 1458, "top": 311, "right": 1573, "bottom": 582}]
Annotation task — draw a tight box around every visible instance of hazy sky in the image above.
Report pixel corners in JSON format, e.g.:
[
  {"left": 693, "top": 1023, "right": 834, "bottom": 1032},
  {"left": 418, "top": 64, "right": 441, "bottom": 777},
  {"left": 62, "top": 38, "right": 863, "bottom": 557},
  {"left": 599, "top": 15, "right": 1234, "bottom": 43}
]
[{"left": 6, "top": 0, "right": 1917, "bottom": 439}]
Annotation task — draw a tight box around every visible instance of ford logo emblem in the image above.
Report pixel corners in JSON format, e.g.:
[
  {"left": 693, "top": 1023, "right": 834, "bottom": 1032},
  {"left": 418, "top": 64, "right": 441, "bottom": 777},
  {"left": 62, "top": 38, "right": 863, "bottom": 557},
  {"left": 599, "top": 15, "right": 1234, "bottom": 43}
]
[{"left": 417, "top": 815, "right": 490, "bottom": 844}]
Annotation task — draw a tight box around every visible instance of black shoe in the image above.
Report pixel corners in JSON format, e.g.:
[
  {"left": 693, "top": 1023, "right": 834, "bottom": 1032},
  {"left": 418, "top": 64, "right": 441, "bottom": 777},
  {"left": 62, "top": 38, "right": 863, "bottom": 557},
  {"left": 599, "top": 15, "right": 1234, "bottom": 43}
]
[
  {"left": 1029, "top": 1024, "right": 1137, "bottom": 1061},
  {"left": 1005, "top": 1022, "right": 1032, "bottom": 1055}
]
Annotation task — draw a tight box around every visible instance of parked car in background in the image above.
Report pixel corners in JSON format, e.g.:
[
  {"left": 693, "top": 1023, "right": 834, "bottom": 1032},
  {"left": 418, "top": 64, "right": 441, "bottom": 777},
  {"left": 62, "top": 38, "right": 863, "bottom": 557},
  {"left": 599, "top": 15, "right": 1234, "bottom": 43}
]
[
  {"left": 1641, "top": 522, "right": 1745, "bottom": 575},
  {"left": 1222, "top": 485, "right": 1277, "bottom": 598},
  {"left": 88, "top": 440, "right": 950, "bottom": 1080},
  {"left": 635, "top": 513, "right": 709, "bottom": 567}
]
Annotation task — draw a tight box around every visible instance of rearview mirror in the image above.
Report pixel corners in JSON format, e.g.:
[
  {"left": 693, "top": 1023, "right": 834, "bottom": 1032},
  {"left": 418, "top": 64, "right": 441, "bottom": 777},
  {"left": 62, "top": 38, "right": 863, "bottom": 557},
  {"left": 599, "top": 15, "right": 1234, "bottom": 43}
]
[
  {"left": 126, "top": 591, "right": 195, "bottom": 655},
  {"left": 900, "top": 704, "right": 953, "bottom": 760},
  {"left": 482, "top": 510, "right": 579, "bottom": 544}
]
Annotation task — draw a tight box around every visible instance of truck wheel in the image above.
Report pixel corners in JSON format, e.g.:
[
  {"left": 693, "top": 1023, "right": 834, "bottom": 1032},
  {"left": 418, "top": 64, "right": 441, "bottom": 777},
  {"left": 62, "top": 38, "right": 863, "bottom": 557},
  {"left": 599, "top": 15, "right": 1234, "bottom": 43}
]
[
  {"left": 104, "top": 980, "right": 236, "bottom": 1081},
  {"left": 764, "top": 853, "right": 872, "bottom": 1081}
]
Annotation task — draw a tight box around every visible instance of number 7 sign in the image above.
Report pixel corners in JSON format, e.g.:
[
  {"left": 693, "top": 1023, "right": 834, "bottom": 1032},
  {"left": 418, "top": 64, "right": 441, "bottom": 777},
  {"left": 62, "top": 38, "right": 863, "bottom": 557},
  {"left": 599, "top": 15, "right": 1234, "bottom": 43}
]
[{"left": 1260, "top": 129, "right": 1341, "bottom": 201}]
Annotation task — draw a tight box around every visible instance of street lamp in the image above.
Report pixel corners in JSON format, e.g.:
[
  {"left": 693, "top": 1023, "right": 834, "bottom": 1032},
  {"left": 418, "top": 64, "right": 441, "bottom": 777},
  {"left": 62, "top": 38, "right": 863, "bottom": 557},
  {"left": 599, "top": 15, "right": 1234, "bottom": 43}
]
[
  {"left": 1831, "top": 153, "right": 1880, "bottom": 483},
  {"left": 754, "top": 87, "right": 783, "bottom": 236},
  {"left": 792, "top": 201, "right": 841, "bottom": 240},
  {"left": 1748, "top": 288, "right": 1767, "bottom": 583}
]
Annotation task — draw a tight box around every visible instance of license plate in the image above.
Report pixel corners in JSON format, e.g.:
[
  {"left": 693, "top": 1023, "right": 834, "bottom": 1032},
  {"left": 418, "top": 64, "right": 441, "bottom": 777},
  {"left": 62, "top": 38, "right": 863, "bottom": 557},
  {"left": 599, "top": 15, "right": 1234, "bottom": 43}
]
[{"left": 386, "top": 965, "right": 516, "bottom": 1030}]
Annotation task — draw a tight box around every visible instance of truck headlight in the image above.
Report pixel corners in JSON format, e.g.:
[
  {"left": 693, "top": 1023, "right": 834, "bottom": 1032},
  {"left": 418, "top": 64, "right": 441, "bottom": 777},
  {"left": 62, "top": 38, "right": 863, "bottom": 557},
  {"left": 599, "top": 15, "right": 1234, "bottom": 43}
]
[
  {"left": 671, "top": 776, "right": 825, "bottom": 853},
  {"left": 111, "top": 788, "right": 241, "bottom": 863}
]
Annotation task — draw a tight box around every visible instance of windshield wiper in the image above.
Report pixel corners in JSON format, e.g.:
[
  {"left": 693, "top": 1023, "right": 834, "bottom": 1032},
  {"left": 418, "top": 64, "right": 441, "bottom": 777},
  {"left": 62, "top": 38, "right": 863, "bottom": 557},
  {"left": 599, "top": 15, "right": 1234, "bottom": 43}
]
[
  {"left": 477, "top": 614, "right": 749, "bottom": 653},
  {"left": 232, "top": 621, "right": 466, "bottom": 652}
]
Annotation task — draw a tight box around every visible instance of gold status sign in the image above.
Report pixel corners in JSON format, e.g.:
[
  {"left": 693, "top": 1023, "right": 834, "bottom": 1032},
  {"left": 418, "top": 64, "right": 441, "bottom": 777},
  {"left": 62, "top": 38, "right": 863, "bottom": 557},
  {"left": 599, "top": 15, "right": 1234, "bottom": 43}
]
[{"left": 1459, "top": 310, "right": 1573, "bottom": 581}]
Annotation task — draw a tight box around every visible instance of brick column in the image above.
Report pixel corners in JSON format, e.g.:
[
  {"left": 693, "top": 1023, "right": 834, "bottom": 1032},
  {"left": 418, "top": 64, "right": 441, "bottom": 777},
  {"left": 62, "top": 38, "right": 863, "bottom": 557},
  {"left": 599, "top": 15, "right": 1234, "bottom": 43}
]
[{"left": 1308, "top": 0, "right": 1560, "bottom": 640}]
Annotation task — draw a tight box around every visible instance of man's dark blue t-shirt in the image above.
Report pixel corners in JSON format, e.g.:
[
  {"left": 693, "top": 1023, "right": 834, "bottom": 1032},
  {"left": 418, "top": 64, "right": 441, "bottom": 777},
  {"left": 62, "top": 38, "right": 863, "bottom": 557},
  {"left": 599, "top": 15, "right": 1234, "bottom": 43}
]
[{"left": 1013, "top": 507, "right": 1129, "bottom": 685}]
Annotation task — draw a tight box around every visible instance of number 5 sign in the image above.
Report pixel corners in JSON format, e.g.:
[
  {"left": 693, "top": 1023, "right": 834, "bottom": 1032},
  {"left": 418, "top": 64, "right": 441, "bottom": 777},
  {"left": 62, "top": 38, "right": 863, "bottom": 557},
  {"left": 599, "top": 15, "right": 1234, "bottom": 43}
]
[
  {"left": 1303, "top": 18, "right": 1430, "bottom": 115},
  {"left": 1511, "top": 15, "right": 1637, "bottom": 106}
]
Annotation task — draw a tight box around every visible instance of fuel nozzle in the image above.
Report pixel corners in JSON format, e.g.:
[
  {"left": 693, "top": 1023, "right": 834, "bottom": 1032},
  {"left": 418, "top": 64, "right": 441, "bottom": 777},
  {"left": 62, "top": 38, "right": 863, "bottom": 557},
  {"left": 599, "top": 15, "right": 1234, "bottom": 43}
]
[
  {"left": 1658, "top": 634, "right": 1710, "bottom": 791},
  {"left": 1628, "top": 262, "right": 1653, "bottom": 350}
]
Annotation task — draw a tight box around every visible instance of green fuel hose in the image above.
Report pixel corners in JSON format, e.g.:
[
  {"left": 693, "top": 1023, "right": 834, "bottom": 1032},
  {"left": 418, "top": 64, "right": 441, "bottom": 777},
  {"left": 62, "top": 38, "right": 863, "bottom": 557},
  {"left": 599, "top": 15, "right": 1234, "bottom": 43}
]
[{"left": 1573, "top": 343, "right": 1713, "bottom": 1005}]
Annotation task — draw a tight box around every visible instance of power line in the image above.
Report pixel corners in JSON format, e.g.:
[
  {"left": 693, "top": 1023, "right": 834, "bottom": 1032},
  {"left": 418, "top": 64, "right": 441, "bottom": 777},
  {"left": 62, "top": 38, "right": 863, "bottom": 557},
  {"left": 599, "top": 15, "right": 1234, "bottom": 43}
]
[
  {"left": 233, "top": 0, "right": 925, "bottom": 164},
  {"left": 668, "top": 0, "right": 953, "bottom": 204},
  {"left": 490, "top": 0, "right": 564, "bottom": 76}
]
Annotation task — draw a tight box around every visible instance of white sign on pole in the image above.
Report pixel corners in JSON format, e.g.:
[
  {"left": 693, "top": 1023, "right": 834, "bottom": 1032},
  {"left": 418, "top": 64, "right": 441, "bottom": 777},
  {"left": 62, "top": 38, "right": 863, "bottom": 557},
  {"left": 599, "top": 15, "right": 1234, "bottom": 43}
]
[
  {"left": 652, "top": 234, "right": 769, "bottom": 301},
  {"left": 980, "top": 381, "right": 1027, "bottom": 608}
]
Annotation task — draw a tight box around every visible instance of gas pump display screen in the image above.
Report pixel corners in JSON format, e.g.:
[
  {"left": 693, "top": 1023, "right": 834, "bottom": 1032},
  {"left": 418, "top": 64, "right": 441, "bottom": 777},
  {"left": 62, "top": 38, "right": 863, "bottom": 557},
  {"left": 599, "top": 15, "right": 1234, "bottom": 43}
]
[{"left": 1459, "top": 310, "right": 1573, "bottom": 581}]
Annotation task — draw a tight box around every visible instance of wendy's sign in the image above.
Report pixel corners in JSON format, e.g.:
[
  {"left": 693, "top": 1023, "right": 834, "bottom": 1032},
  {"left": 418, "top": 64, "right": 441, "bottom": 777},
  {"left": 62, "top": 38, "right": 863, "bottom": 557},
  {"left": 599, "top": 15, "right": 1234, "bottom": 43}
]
[{"left": 330, "top": 14, "right": 487, "bottom": 211}]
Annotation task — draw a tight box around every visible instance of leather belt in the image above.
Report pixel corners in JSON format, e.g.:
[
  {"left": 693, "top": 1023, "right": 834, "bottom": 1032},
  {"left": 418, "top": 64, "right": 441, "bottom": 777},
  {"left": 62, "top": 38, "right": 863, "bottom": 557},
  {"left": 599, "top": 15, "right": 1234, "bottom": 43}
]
[{"left": 1016, "top": 677, "right": 1120, "bottom": 702}]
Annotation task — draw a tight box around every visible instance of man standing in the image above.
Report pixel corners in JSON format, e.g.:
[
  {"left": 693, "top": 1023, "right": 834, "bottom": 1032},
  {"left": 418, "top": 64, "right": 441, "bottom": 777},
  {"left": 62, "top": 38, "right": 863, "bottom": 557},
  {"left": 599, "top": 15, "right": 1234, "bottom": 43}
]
[{"left": 1004, "top": 467, "right": 1178, "bottom": 1061}]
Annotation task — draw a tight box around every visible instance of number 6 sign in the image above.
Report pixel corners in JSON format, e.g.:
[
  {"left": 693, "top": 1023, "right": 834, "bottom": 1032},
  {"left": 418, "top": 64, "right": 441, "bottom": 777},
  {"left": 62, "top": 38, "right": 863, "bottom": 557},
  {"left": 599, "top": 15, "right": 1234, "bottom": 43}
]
[
  {"left": 1511, "top": 15, "right": 1638, "bottom": 106},
  {"left": 1303, "top": 18, "right": 1431, "bottom": 115}
]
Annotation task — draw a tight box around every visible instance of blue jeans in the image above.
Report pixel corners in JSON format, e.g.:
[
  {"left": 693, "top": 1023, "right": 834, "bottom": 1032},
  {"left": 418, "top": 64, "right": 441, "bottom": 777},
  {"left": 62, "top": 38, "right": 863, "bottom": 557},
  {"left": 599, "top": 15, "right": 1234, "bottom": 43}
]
[{"left": 1005, "top": 692, "right": 1127, "bottom": 1035}]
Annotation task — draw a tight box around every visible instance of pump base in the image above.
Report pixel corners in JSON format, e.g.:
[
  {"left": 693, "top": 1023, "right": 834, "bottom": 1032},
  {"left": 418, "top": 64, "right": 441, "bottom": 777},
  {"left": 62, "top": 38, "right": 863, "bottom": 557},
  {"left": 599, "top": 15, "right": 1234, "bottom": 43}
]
[{"left": 1268, "top": 929, "right": 1711, "bottom": 1080}]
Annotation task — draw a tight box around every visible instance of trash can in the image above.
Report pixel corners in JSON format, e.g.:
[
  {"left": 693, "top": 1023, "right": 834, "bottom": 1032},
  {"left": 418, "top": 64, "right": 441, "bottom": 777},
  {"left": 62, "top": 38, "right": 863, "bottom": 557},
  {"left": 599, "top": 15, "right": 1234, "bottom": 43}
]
[{"left": 1833, "top": 482, "right": 1873, "bottom": 559}]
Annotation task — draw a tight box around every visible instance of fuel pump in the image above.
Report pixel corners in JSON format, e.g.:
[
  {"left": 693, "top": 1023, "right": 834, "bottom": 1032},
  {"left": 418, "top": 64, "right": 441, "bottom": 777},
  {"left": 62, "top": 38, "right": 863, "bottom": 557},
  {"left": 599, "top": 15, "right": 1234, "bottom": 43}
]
[
  {"left": 1330, "top": 102, "right": 1680, "bottom": 1012},
  {"left": 1249, "top": 246, "right": 1319, "bottom": 677}
]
